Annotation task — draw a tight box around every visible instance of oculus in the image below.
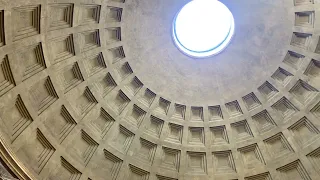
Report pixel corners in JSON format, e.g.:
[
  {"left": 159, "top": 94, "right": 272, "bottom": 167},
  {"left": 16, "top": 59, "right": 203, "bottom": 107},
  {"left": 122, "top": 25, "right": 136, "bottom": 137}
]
[{"left": 172, "top": 0, "right": 234, "bottom": 58}]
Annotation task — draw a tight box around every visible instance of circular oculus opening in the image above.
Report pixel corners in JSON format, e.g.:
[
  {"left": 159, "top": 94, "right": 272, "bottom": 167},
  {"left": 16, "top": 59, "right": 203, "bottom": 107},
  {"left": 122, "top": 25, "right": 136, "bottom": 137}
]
[{"left": 173, "top": 0, "right": 235, "bottom": 58}]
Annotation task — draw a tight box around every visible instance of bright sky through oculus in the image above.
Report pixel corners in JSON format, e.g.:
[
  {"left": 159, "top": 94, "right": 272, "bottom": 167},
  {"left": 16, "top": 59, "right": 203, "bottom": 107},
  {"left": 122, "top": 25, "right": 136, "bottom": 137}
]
[{"left": 173, "top": 0, "right": 234, "bottom": 57}]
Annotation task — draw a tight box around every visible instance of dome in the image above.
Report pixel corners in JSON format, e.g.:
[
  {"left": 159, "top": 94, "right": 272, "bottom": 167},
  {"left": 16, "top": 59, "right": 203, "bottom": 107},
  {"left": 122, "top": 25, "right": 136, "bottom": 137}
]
[{"left": 0, "top": 0, "right": 319, "bottom": 180}]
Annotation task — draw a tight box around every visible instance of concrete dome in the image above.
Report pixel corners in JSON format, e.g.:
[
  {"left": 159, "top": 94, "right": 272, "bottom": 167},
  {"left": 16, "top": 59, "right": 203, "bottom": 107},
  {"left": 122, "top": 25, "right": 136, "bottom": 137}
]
[{"left": 0, "top": 0, "right": 319, "bottom": 179}]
